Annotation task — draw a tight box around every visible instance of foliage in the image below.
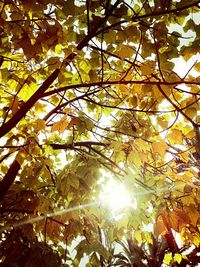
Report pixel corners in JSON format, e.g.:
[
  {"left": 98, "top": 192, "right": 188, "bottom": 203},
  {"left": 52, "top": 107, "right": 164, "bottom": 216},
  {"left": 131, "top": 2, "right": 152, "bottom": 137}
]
[{"left": 0, "top": 0, "right": 200, "bottom": 266}]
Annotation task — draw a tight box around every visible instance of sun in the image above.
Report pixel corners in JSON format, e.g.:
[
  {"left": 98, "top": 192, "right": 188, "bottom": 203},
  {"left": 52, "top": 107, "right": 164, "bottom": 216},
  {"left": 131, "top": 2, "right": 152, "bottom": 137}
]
[{"left": 99, "top": 178, "right": 136, "bottom": 216}]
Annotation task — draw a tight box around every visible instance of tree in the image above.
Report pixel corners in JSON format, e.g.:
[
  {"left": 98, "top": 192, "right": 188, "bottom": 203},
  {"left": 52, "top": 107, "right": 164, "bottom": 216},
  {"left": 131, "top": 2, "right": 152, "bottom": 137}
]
[{"left": 0, "top": 0, "right": 200, "bottom": 266}]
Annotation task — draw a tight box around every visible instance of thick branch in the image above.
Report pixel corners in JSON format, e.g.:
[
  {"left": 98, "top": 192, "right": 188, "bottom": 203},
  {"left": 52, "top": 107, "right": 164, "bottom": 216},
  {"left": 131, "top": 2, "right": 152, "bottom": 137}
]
[
  {"left": 0, "top": 159, "right": 20, "bottom": 199},
  {"left": 77, "top": 0, "right": 122, "bottom": 50},
  {"left": 0, "top": 1, "right": 122, "bottom": 139},
  {"left": 49, "top": 141, "right": 109, "bottom": 150},
  {"left": 0, "top": 68, "right": 60, "bottom": 139}
]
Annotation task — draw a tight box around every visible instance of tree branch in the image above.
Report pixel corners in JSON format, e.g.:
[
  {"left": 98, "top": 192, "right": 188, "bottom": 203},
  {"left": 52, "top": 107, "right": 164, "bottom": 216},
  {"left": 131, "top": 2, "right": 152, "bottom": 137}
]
[
  {"left": 0, "top": 0, "right": 122, "bottom": 139},
  {"left": 132, "top": 1, "right": 200, "bottom": 21},
  {"left": 49, "top": 141, "right": 109, "bottom": 150},
  {"left": 0, "top": 159, "right": 20, "bottom": 199},
  {"left": 43, "top": 79, "right": 200, "bottom": 98},
  {"left": 43, "top": 89, "right": 100, "bottom": 121},
  {"left": 157, "top": 84, "right": 198, "bottom": 127}
]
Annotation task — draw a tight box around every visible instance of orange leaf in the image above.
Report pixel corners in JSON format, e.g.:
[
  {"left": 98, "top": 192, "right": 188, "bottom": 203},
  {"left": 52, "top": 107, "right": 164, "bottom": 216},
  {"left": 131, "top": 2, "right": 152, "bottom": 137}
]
[
  {"left": 152, "top": 140, "right": 168, "bottom": 157},
  {"left": 169, "top": 209, "right": 190, "bottom": 232},
  {"left": 51, "top": 115, "right": 68, "bottom": 133},
  {"left": 154, "top": 215, "right": 168, "bottom": 237},
  {"left": 67, "top": 117, "right": 81, "bottom": 129},
  {"left": 183, "top": 205, "right": 200, "bottom": 227}
]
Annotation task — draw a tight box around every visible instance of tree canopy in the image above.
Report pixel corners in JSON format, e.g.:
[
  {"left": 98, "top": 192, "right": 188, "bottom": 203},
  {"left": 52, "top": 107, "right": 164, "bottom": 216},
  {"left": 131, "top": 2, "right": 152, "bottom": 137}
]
[{"left": 0, "top": 0, "right": 200, "bottom": 266}]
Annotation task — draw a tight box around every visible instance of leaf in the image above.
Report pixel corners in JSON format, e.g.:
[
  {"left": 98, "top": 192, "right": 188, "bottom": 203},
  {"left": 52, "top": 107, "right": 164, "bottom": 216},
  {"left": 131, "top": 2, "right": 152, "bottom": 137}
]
[
  {"left": 46, "top": 56, "right": 61, "bottom": 70},
  {"left": 183, "top": 205, "right": 200, "bottom": 227},
  {"left": 174, "top": 253, "right": 182, "bottom": 264},
  {"left": 151, "top": 140, "right": 168, "bottom": 157},
  {"left": 33, "top": 119, "right": 46, "bottom": 132},
  {"left": 154, "top": 215, "right": 168, "bottom": 237},
  {"left": 87, "top": 252, "right": 100, "bottom": 266},
  {"left": 18, "top": 35, "right": 34, "bottom": 59},
  {"left": 69, "top": 173, "right": 80, "bottom": 189},
  {"left": 62, "top": 0, "right": 75, "bottom": 16},
  {"left": 185, "top": 107, "right": 197, "bottom": 119},
  {"left": 51, "top": 115, "right": 68, "bottom": 133},
  {"left": 117, "top": 45, "right": 134, "bottom": 60},
  {"left": 140, "top": 62, "right": 153, "bottom": 76},
  {"left": 128, "top": 150, "right": 142, "bottom": 168},
  {"left": 157, "top": 116, "right": 168, "bottom": 128},
  {"left": 79, "top": 60, "right": 91, "bottom": 74},
  {"left": 168, "top": 209, "right": 190, "bottom": 232},
  {"left": 192, "top": 233, "right": 200, "bottom": 247},
  {"left": 167, "top": 129, "right": 183, "bottom": 145},
  {"left": 194, "top": 62, "right": 200, "bottom": 72},
  {"left": 117, "top": 84, "right": 129, "bottom": 95},
  {"left": 18, "top": 83, "right": 38, "bottom": 101},
  {"left": 164, "top": 253, "right": 172, "bottom": 265},
  {"left": 128, "top": 95, "right": 138, "bottom": 107},
  {"left": 134, "top": 230, "right": 142, "bottom": 242},
  {"left": 67, "top": 117, "right": 81, "bottom": 129}
]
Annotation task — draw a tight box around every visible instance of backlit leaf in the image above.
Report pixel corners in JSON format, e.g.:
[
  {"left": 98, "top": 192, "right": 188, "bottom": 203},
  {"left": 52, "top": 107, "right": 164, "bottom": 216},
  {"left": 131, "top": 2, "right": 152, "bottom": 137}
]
[
  {"left": 51, "top": 115, "right": 68, "bottom": 133},
  {"left": 164, "top": 253, "right": 172, "bottom": 265},
  {"left": 174, "top": 253, "right": 182, "bottom": 264},
  {"left": 167, "top": 129, "right": 183, "bottom": 145},
  {"left": 151, "top": 140, "right": 168, "bottom": 157}
]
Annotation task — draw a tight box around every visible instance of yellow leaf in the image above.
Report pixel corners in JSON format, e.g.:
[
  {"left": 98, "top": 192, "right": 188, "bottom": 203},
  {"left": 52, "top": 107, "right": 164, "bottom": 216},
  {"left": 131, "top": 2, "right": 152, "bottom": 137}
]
[
  {"left": 128, "top": 95, "right": 137, "bottom": 107},
  {"left": 55, "top": 44, "right": 62, "bottom": 54},
  {"left": 174, "top": 253, "right": 182, "bottom": 264},
  {"left": 195, "top": 115, "right": 200, "bottom": 123},
  {"left": 169, "top": 209, "right": 190, "bottom": 232},
  {"left": 131, "top": 84, "right": 143, "bottom": 94},
  {"left": 157, "top": 116, "right": 168, "bottom": 128},
  {"left": 18, "top": 83, "right": 37, "bottom": 101},
  {"left": 79, "top": 60, "right": 91, "bottom": 74},
  {"left": 185, "top": 130, "right": 195, "bottom": 139},
  {"left": 134, "top": 230, "right": 142, "bottom": 242},
  {"left": 164, "top": 253, "right": 172, "bottom": 265},
  {"left": 167, "top": 129, "right": 183, "bottom": 145},
  {"left": 135, "top": 138, "right": 149, "bottom": 152},
  {"left": 192, "top": 233, "right": 200, "bottom": 247},
  {"left": 144, "top": 232, "right": 153, "bottom": 244},
  {"left": 151, "top": 140, "right": 168, "bottom": 157},
  {"left": 118, "top": 84, "right": 129, "bottom": 95},
  {"left": 117, "top": 45, "right": 134, "bottom": 60},
  {"left": 194, "top": 62, "right": 200, "bottom": 72},
  {"left": 34, "top": 119, "right": 46, "bottom": 132},
  {"left": 46, "top": 57, "right": 61, "bottom": 70},
  {"left": 128, "top": 150, "right": 142, "bottom": 168},
  {"left": 152, "top": 84, "right": 163, "bottom": 99},
  {"left": 185, "top": 107, "right": 197, "bottom": 119},
  {"left": 180, "top": 151, "right": 189, "bottom": 162},
  {"left": 16, "top": 150, "right": 26, "bottom": 165},
  {"left": 140, "top": 63, "right": 153, "bottom": 76}
]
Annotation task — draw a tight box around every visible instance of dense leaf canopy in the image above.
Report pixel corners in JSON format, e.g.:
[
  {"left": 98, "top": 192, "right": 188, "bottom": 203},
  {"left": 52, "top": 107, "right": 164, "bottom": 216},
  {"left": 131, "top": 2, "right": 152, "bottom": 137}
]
[{"left": 0, "top": 0, "right": 200, "bottom": 266}]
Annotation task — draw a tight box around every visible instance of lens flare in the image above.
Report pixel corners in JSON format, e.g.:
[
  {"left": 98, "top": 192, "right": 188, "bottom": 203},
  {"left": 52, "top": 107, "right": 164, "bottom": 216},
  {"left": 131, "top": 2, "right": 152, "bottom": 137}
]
[{"left": 99, "top": 179, "right": 136, "bottom": 216}]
